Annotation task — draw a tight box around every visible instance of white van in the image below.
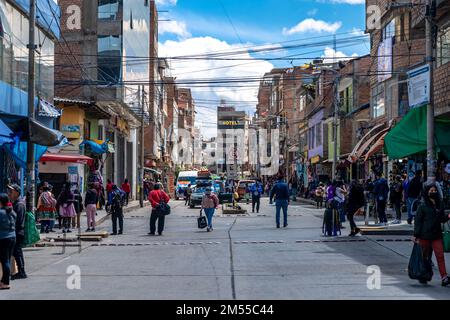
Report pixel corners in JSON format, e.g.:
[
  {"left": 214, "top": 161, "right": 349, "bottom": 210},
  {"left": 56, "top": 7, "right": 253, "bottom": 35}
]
[{"left": 175, "top": 171, "right": 198, "bottom": 200}]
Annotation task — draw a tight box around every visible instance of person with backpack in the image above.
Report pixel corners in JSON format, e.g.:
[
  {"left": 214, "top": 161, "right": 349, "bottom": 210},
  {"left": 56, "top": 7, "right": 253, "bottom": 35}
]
[
  {"left": 7, "top": 184, "right": 27, "bottom": 280},
  {"left": 84, "top": 183, "right": 98, "bottom": 232},
  {"left": 414, "top": 184, "right": 450, "bottom": 286},
  {"left": 110, "top": 185, "right": 125, "bottom": 235},
  {"left": 250, "top": 180, "right": 263, "bottom": 213},
  {"left": 390, "top": 175, "right": 403, "bottom": 224},
  {"left": 201, "top": 187, "right": 219, "bottom": 232},
  {"left": 0, "top": 194, "right": 16, "bottom": 290},
  {"left": 148, "top": 183, "right": 170, "bottom": 236},
  {"left": 373, "top": 172, "right": 389, "bottom": 226},
  {"left": 36, "top": 184, "right": 57, "bottom": 234},
  {"left": 407, "top": 171, "right": 423, "bottom": 225}
]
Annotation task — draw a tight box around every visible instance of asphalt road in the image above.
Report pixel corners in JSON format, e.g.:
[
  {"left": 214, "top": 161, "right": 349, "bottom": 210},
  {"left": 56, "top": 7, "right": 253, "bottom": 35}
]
[{"left": 1, "top": 198, "right": 450, "bottom": 300}]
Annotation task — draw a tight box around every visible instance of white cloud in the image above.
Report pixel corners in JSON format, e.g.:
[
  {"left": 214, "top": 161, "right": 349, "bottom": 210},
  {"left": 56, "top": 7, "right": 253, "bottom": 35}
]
[
  {"left": 155, "top": 0, "right": 177, "bottom": 6},
  {"left": 321, "top": 46, "right": 359, "bottom": 63},
  {"left": 350, "top": 28, "right": 365, "bottom": 36},
  {"left": 282, "top": 19, "right": 342, "bottom": 35},
  {"left": 159, "top": 37, "right": 274, "bottom": 138},
  {"left": 159, "top": 20, "right": 191, "bottom": 38}
]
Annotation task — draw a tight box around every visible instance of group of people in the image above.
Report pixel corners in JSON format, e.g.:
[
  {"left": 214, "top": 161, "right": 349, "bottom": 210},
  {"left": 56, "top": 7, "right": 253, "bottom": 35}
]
[{"left": 0, "top": 184, "right": 27, "bottom": 290}]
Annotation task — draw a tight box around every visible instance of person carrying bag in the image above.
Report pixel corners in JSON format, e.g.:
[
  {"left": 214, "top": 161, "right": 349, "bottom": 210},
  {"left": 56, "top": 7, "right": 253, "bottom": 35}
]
[{"left": 148, "top": 183, "right": 170, "bottom": 236}]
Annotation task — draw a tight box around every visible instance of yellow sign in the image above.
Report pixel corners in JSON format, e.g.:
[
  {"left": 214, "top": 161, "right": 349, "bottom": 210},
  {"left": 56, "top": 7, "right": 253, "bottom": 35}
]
[
  {"left": 311, "top": 156, "right": 320, "bottom": 164},
  {"left": 222, "top": 121, "right": 239, "bottom": 126}
]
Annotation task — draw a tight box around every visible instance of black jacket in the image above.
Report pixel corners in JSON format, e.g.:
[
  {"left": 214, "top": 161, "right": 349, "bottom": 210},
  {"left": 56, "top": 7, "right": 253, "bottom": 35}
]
[
  {"left": 347, "top": 186, "right": 365, "bottom": 213},
  {"left": 13, "top": 200, "right": 25, "bottom": 237},
  {"left": 408, "top": 177, "right": 422, "bottom": 199},
  {"left": 85, "top": 189, "right": 98, "bottom": 206},
  {"left": 414, "top": 201, "right": 449, "bottom": 240}
]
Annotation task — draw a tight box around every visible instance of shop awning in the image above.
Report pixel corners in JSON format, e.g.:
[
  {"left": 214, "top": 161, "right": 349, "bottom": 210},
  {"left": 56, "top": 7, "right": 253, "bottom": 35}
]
[
  {"left": 29, "top": 118, "right": 66, "bottom": 147},
  {"left": 348, "top": 123, "right": 385, "bottom": 163},
  {"left": 145, "top": 168, "right": 162, "bottom": 175},
  {"left": 39, "top": 153, "right": 94, "bottom": 166},
  {"left": 355, "top": 128, "right": 389, "bottom": 161},
  {"left": 38, "top": 99, "right": 61, "bottom": 118},
  {"left": 364, "top": 131, "right": 389, "bottom": 161},
  {"left": 79, "top": 140, "right": 108, "bottom": 155},
  {"left": 0, "top": 119, "right": 14, "bottom": 146},
  {"left": 384, "top": 105, "right": 450, "bottom": 159}
]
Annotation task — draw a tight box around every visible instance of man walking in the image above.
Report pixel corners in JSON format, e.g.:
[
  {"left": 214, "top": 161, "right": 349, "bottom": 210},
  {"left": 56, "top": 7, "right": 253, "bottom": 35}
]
[
  {"left": 250, "top": 180, "right": 263, "bottom": 213},
  {"left": 121, "top": 179, "right": 131, "bottom": 206},
  {"left": 406, "top": 170, "right": 423, "bottom": 225},
  {"left": 373, "top": 172, "right": 389, "bottom": 226},
  {"left": 110, "top": 185, "right": 125, "bottom": 235},
  {"left": 270, "top": 176, "right": 290, "bottom": 228},
  {"left": 184, "top": 184, "right": 192, "bottom": 206},
  {"left": 7, "top": 184, "right": 27, "bottom": 280}
]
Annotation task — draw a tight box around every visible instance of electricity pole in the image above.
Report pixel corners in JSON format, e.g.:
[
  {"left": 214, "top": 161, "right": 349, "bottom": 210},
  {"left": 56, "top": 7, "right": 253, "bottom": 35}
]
[
  {"left": 140, "top": 85, "right": 145, "bottom": 208},
  {"left": 332, "top": 75, "right": 340, "bottom": 181},
  {"left": 425, "top": 0, "right": 436, "bottom": 184},
  {"left": 26, "top": 0, "right": 36, "bottom": 212}
]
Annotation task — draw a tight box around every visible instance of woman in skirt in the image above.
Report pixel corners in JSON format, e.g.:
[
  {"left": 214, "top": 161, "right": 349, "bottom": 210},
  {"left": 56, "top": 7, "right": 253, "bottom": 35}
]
[
  {"left": 57, "top": 183, "right": 76, "bottom": 233},
  {"left": 37, "top": 185, "right": 57, "bottom": 233}
]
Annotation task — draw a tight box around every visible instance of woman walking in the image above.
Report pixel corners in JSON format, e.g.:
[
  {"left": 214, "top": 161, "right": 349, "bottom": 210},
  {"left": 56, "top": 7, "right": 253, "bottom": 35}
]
[
  {"left": 57, "top": 183, "right": 77, "bottom": 233},
  {"left": 84, "top": 183, "right": 98, "bottom": 232},
  {"left": 414, "top": 184, "right": 450, "bottom": 286},
  {"left": 37, "top": 185, "right": 57, "bottom": 233},
  {"left": 148, "top": 183, "right": 170, "bottom": 236},
  {"left": 201, "top": 187, "right": 219, "bottom": 232},
  {"left": 0, "top": 194, "right": 16, "bottom": 290},
  {"left": 346, "top": 180, "right": 365, "bottom": 237}
]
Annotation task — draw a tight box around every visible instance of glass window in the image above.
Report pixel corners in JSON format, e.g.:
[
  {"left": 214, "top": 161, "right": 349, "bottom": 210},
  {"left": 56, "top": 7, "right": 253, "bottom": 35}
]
[
  {"left": 98, "top": 0, "right": 120, "bottom": 20},
  {"left": 371, "top": 84, "right": 385, "bottom": 118},
  {"left": 98, "top": 35, "right": 122, "bottom": 83},
  {"left": 383, "top": 19, "right": 396, "bottom": 41},
  {"left": 438, "top": 26, "right": 450, "bottom": 67},
  {"left": 299, "top": 95, "right": 306, "bottom": 112},
  {"left": 316, "top": 124, "right": 322, "bottom": 146}
]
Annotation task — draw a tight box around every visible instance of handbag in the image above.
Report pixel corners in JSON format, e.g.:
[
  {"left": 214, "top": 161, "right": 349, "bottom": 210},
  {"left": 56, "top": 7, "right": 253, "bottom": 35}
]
[
  {"left": 155, "top": 191, "right": 171, "bottom": 216},
  {"left": 197, "top": 209, "right": 208, "bottom": 229},
  {"left": 443, "top": 222, "right": 450, "bottom": 253},
  {"left": 24, "top": 211, "right": 41, "bottom": 247}
]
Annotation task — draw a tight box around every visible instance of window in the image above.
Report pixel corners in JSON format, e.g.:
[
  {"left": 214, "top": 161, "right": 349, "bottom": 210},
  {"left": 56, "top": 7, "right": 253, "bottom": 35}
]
[
  {"left": 316, "top": 124, "right": 322, "bottom": 146},
  {"left": 98, "top": 0, "right": 121, "bottom": 20},
  {"left": 371, "top": 84, "right": 385, "bottom": 118},
  {"left": 438, "top": 26, "right": 450, "bottom": 67},
  {"left": 84, "top": 120, "right": 91, "bottom": 140},
  {"left": 383, "top": 19, "right": 396, "bottom": 42},
  {"left": 299, "top": 95, "right": 306, "bottom": 112},
  {"left": 98, "top": 35, "right": 122, "bottom": 83},
  {"left": 98, "top": 125, "right": 104, "bottom": 140},
  {"left": 340, "top": 85, "right": 353, "bottom": 114}
]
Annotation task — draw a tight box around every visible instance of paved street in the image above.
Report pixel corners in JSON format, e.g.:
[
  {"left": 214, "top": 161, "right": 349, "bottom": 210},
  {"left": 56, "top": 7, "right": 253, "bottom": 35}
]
[{"left": 1, "top": 199, "right": 449, "bottom": 300}]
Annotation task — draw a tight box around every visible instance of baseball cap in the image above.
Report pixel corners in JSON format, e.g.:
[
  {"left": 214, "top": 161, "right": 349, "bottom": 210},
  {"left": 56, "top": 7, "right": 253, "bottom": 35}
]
[{"left": 7, "top": 183, "right": 21, "bottom": 193}]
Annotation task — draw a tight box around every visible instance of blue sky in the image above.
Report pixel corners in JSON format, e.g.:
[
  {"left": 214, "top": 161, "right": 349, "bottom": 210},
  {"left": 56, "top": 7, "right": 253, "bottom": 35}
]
[{"left": 155, "top": 0, "right": 370, "bottom": 137}]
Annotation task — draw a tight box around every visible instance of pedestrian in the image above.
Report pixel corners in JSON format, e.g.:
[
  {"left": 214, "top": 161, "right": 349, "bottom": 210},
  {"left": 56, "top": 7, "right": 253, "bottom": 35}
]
[
  {"left": 148, "top": 183, "right": 170, "bottom": 236},
  {"left": 346, "top": 180, "right": 365, "bottom": 237},
  {"left": 36, "top": 184, "right": 57, "bottom": 234},
  {"left": 334, "top": 181, "right": 348, "bottom": 228},
  {"left": 406, "top": 171, "right": 423, "bottom": 225},
  {"left": 315, "top": 183, "right": 325, "bottom": 209},
  {"left": 110, "top": 185, "right": 125, "bottom": 235},
  {"left": 0, "top": 194, "right": 16, "bottom": 290},
  {"left": 270, "top": 175, "right": 290, "bottom": 228},
  {"left": 326, "top": 181, "right": 335, "bottom": 202},
  {"left": 250, "top": 180, "right": 263, "bottom": 213},
  {"left": 72, "top": 187, "right": 83, "bottom": 229},
  {"left": 390, "top": 175, "right": 403, "bottom": 224},
  {"left": 184, "top": 184, "right": 192, "bottom": 206},
  {"left": 84, "top": 183, "right": 98, "bottom": 232},
  {"left": 121, "top": 179, "right": 131, "bottom": 206},
  {"left": 6, "top": 184, "right": 27, "bottom": 280},
  {"left": 290, "top": 177, "right": 298, "bottom": 201},
  {"left": 373, "top": 172, "right": 389, "bottom": 226},
  {"left": 413, "top": 184, "right": 450, "bottom": 286},
  {"left": 201, "top": 187, "right": 219, "bottom": 232},
  {"left": 57, "top": 183, "right": 77, "bottom": 233}
]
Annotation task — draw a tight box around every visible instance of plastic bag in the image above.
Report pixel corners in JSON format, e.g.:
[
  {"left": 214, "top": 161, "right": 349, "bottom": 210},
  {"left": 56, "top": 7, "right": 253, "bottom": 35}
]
[
  {"left": 24, "top": 211, "right": 41, "bottom": 247},
  {"left": 408, "top": 243, "right": 433, "bottom": 281},
  {"left": 443, "top": 231, "right": 450, "bottom": 253}
]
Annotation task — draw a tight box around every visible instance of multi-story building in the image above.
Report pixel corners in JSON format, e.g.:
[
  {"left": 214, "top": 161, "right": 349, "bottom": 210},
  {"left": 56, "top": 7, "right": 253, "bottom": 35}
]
[
  {"left": 55, "top": 0, "right": 149, "bottom": 197},
  {"left": 177, "top": 87, "right": 196, "bottom": 169},
  {"left": 0, "top": 0, "right": 64, "bottom": 192}
]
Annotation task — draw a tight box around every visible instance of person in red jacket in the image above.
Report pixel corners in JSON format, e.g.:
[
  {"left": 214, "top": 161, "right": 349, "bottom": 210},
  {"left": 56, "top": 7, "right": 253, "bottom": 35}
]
[
  {"left": 148, "top": 183, "right": 170, "bottom": 236},
  {"left": 121, "top": 179, "right": 131, "bottom": 206}
]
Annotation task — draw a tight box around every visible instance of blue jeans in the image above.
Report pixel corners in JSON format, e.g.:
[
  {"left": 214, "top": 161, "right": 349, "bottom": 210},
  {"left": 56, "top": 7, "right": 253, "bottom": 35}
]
[
  {"left": 291, "top": 188, "right": 298, "bottom": 201},
  {"left": 204, "top": 208, "right": 215, "bottom": 228},
  {"left": 275, "top": 200, "right": 288, "bottom": 227},
  {"left": 407, "top": 197, "right": 419, "bottom": 221}
]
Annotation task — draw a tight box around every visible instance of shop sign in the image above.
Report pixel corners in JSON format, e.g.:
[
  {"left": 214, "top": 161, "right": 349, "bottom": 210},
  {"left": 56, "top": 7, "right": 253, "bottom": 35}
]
[
  {"left": 311, "top": 156, "right": 320, "bottom": 164},
  {"left": 407, "top": 64, "right": 430, "bottom": 109}
]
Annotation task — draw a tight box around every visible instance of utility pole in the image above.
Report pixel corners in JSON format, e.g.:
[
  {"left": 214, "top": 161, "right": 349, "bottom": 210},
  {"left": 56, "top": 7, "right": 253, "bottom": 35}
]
[
  {"left": 426, "top": 0, "right": 436, "bottom": 184},
  {"left": 332, "top": 34, "right": 339, "bottom": 181},
  {"left": 139, "top": 85, "right": 145, "bottom": 208},
  {"left": 26, "top": 0, "right": 36, "bottom": 212}
]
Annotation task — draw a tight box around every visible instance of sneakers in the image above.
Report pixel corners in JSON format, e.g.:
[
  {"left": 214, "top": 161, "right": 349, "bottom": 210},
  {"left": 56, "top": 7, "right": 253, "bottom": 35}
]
[
  {"left": 407, "top": 218, "right": 413, "bottom": 225},
  {"left": 11, "top": 273, "right": 27, "bottom": 280},
  {"left": 206, "top": 227, "right": 211, "bottom": 232},
  {"left": 442, "top": 277, "right": 450, "bottom": 287},
  {"left": 85, "top": 228, "right": 91, "bottom": 233},
  {"left": 283, "top": 224, "right": 288, "bottom": 228},
  {"left": 276, "top": 225, "right": 280, "bottom": 229},
  {"left": 148, "top": 232, "right": 155, "bottom": 236},
  {"left": 391, "top": 220, "right": 401, "bottom": 225}
]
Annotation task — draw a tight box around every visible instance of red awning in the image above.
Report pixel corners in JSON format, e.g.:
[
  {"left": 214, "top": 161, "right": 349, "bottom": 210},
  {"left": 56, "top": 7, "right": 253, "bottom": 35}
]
[
  {"left": 39, "top": 154, "right": 94, "bottom": 166},
  {"left": 364, "top": 131, "right": 389, "bottom": 161}
]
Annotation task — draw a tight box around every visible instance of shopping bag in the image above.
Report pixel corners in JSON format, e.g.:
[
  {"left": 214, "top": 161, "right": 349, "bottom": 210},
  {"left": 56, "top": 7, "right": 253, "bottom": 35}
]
[
  {"left": 24, "top": 211, "right": 41, "bottom": 247},
  {"left": 197, "top": 210, "right": 208, "bottom": 229},
  {"left": 408, "top": 243, "right": 433, "bottom": 281},
  {"left": 443, "top": 222, "right": 450, "bottom": 253}
]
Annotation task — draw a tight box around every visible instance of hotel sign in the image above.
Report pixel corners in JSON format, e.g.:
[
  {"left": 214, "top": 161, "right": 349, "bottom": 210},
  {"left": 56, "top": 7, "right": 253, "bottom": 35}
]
[{"left": 218, "top": 119, "right": 245, "bottom": 129}]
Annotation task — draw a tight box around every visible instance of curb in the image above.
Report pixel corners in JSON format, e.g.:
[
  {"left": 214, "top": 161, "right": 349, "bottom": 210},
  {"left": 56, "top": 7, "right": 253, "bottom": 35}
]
[{"left": 95, "top": 202, "right": 152, "bottom": 226}]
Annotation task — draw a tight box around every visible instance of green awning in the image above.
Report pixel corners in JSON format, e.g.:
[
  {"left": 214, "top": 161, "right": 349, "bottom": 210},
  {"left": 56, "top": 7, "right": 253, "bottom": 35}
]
[{"left": 384, "top": 105, "right": 450, "bottom": 160}]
